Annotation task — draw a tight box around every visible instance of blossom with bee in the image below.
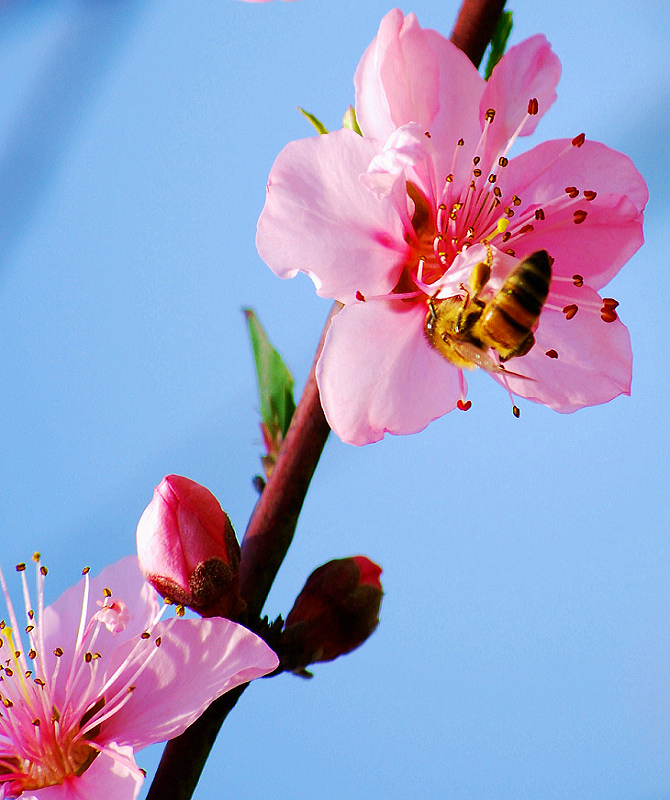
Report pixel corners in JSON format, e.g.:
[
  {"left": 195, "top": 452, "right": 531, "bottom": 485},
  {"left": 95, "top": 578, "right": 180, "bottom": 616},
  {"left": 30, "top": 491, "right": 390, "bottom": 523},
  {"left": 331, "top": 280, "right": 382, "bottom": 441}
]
[
  {"left": 256, "top": 9, "right": 647, "bottom": 445},
  {"left": 0, "top": 555, "right": 277, "bottom": 800}
]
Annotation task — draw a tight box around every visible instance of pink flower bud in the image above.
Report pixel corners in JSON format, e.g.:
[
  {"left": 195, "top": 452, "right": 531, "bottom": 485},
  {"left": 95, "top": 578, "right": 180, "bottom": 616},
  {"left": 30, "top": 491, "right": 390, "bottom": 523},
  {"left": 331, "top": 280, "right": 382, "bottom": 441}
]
[
  {"left": 280, "top": 556, "right": 382, "bottom": 675},
  {"left": 136, "top": 475, "right": 242, "bottom": 618}
]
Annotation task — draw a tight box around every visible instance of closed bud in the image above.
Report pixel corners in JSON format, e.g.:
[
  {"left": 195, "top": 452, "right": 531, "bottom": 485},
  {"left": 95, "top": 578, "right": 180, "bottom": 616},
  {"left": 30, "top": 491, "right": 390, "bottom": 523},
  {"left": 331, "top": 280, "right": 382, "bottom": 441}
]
[
  {"left": 136, "top": 475, "right": 242, "bottom": 618},
  {"left": 280, "top": 556, "right": 382, "bottom": 676}
]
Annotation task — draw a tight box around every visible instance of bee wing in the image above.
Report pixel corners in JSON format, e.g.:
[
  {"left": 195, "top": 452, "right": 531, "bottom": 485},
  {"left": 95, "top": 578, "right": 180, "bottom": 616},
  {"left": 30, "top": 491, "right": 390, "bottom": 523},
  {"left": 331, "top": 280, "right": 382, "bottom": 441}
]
[{"left": 451, "top": 341, "right": 535, "bottom": 381}]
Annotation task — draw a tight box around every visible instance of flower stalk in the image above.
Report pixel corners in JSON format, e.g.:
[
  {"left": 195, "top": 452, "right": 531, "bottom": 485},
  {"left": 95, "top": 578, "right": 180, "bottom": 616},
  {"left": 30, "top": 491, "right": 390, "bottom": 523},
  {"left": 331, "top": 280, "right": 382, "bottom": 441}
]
[
  {"left": 146, "top": 1, "right": 508, "bottom": 797},
  {"left": 450, "top": 0, "right": 507, "bottom": 68}
]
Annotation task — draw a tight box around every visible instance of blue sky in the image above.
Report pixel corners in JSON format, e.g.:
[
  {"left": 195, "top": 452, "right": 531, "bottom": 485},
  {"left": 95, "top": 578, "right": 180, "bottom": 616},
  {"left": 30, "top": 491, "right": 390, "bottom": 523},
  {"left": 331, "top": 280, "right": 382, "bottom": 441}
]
[{"left": 1, "top": 1, "right": 669, "bottom": 798}]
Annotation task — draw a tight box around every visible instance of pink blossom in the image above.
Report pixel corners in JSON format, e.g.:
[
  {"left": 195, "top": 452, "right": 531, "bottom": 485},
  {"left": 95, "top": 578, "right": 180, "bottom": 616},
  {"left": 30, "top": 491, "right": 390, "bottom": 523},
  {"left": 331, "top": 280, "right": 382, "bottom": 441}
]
[
  {"left": 256, "top": 9, "right": 647, "bottom": 445},
  {"left": 0, "top": 555, "right": 278, "bottom": 799}
]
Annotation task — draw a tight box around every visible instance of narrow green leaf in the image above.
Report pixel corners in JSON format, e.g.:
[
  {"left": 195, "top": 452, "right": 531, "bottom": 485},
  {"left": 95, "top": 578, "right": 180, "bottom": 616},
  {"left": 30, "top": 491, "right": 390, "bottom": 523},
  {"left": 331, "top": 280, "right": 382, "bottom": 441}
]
[
  {"left": 484, "top": 10, "right": 513, "bottom": 80},
  {"left": 342, "top": 105, "right": 362, "bottom": 136},
  {"left": 298, "top": 107, "right": 328, "bottom": 135},
  {"left": 244, "top": 309, "right": 296, "bottom": 441}
]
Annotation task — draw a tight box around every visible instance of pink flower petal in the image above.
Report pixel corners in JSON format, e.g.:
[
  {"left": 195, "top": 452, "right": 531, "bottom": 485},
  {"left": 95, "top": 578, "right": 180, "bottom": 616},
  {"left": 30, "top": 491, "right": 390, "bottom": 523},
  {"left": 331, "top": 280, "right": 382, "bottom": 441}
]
[
  {"left": 25, "top": 744, "right": 143, "bottom": 800},
  {"left": 500, "top": 139, "right": 647, "bottom": 288},
  {"left": 480, "top": 34, "right": 561, "bottom": 160},
  {"left": 354, "top": 9, "right": 483, "bottom": 188},
  {"left": 316, "top": 301, "right": 461, "bottom": 445},
  {"left": 41, "top": 556, "right": 159, "bottom": 707},
  {"left": 256, "top": 129, "right": 411, "bottom": 303},
  {"left": 493, "top": 283, "right": 632, "bottom": 411},
  {"left": 98, "top": 617, "right": 278, "bottom": 749}
]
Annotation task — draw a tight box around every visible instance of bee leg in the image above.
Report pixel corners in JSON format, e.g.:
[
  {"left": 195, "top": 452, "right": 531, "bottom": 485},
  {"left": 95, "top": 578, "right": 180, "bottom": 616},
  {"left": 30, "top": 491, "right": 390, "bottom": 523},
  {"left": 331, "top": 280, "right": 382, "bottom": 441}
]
[
  {"left": 425, "top": 297, "right": 438, "bottom": 335},
  {"left": 469, "top": 260, "right": 491, "bottom": 298}
]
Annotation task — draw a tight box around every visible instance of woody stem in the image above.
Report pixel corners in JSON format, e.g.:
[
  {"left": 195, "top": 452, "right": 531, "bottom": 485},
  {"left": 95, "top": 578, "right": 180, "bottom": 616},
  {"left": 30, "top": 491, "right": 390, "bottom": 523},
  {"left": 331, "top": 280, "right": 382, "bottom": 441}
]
[{"left": 146, "top": 0, "right": 505, "bottom": 796}]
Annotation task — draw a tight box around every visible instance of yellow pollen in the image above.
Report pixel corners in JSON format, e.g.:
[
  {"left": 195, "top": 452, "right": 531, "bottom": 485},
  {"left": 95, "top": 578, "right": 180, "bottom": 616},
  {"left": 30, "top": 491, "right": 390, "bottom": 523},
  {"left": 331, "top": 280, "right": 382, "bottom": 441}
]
[{"left": 482, "top": 218, "right": 509, "bottom": 244}]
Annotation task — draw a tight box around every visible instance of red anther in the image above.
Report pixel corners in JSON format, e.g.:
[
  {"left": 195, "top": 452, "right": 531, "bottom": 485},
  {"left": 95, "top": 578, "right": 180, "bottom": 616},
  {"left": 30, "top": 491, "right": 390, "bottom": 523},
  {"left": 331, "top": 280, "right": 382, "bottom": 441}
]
[
  {"left": 534, "top": 209, "right": 545, "bottom": 220},
  {"left": 355, "top": 291, "right": 365, "bottom": 302},
  {"left": 527, "top": 98, "right": 539, "bottom": 115},
  {"left": 519, "top": 224, "right": 534, "bottom": 235},
  {"left": 512, "top": 405, "right": 521, "bottom": 418},
  {"left": 424, "top": 131, "right": 431, "bottom": 138},
  {"left": 456, "top": 399, "right": 472, "bottom": 412},
  {"left": 572, "top": 274, "right": 584, "bottom": 287},
  {"left": 601, "top": 309, "right": 618, "bottom": 323},
  {"left": 562, "top": 304, "right": 578, "bottom": 320},
  {"left": 602, "top": 297, "right": 619, "bottom": 309},
  {"left": 485, "top": 108, "right": 496, "bottom": 122},
  {"left": 473, "top": 156, "right": 480, "bottom": 165},
  {"left": 512, "top": 196, "right": 522, "bottom": 206},
  {"left": 457, "top": 138, "right": 465, "bottom": 146},
  {"left": 505, "top": 249, "right": 516, "bottom": 257},
  {"left": 584, "top": 190, "right": 597, "bottom": 201},
  {"left": 498, "top": 156, "right": 508, "bottom": 167},
  {"left": 565, "top": 186, "right": 579, "bottom": 198},
  {"left": 573, "top": 210, "right": 587, "bottom": 224},
  {"left": 545, "top": 349, "right": 559, "bottom": 359},
  {"left": 572, "top": 133, "right": 586, "bottom": 147}
]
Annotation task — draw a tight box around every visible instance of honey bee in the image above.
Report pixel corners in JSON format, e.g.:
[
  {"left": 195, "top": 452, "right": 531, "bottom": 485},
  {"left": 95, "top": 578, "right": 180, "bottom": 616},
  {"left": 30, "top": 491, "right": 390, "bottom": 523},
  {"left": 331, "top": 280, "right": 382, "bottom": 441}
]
[{"left": 424, "top": 249, "right": 551, "bottom": 374}]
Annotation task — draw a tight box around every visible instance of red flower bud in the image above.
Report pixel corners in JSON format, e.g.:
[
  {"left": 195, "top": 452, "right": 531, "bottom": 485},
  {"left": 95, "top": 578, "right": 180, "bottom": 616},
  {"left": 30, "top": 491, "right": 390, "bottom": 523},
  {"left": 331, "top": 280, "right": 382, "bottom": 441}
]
[
  {"left": 136, "top": 475, "right": 242, "bottom": 618},
  {"left": 280, "top": 556, "right": 382, "bottom": 675}
]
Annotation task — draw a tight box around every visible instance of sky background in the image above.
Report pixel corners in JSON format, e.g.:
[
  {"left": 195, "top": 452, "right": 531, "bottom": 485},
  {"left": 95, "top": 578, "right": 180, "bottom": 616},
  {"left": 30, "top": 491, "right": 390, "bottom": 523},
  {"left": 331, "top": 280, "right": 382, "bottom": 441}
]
[{"left": 1, "top": 1, "right": 669, "bottom": 798}]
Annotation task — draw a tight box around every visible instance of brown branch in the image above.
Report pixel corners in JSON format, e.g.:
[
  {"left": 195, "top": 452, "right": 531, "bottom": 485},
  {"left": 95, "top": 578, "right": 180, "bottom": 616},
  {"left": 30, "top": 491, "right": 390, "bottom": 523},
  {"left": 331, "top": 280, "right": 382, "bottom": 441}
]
[
  {"left": 239, "top": 302, "right": 339, "bottom": 619},
  {"left": 450, "top": 0, "right": 506, "bottom": 67},
  {"left": 146, "top": 0, "right": 508, "bottom": 795},
  {"left": 145, "top": 303, "right": 337, "bottom": 800}
]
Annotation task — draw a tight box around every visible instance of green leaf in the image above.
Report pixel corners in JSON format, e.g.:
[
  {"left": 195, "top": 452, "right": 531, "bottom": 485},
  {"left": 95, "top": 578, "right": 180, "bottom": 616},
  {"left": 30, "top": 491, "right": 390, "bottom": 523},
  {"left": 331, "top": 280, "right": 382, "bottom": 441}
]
[
  {"left": 298, "top": 107, "right": 328, "bottom": 135},
  {"left": 484, "top": 10, "right": 513, "bottom": 80},
  {"left": 342, "top": 105, "right": 362, "bottom": 136},
  {"left": 244, "top": 309, "right": 296, "bottom": 442}
]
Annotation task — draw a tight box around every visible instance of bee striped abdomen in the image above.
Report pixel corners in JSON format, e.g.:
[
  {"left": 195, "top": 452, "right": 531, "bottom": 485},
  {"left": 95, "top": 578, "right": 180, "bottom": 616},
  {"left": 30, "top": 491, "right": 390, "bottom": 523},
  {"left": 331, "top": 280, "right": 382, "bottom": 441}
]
[{"left": 480, "top": 250, "right": 551, "bottom": 359}]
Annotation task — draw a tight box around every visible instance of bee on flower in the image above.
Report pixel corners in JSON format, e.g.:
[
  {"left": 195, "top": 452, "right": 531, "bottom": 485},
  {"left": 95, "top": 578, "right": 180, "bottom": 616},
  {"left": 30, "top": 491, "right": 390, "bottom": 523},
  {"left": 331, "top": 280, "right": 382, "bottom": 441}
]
[{"left": 256, "top": 9, "right": 647, "bottom": 445}]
